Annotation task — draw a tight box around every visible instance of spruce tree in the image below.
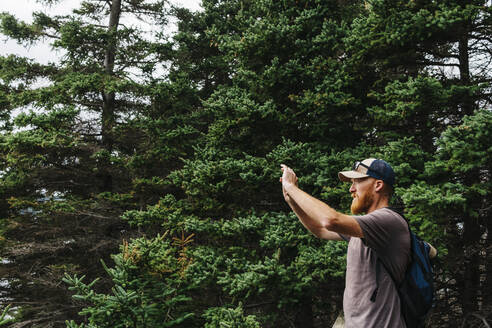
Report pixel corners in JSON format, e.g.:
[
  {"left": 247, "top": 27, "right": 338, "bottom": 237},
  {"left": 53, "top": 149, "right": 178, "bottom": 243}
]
[
  {"left": 0, "top": 0, "right": 199, "bottom": 325},
  {"left": 345, "top": 0, "right": 492, "bottom": 324},
  {"left": 66, "top": 0, "right": 370, "bottom": 327}
]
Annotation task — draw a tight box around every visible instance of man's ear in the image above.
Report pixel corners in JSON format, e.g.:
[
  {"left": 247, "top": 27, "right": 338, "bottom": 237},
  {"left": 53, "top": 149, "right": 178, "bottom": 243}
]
[{"left": 374, "top": 179, "right": 384, "bottom": 192}]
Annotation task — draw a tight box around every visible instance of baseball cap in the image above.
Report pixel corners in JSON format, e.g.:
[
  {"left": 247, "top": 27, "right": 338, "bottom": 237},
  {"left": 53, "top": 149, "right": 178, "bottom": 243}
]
[{"left": 338, "top": 158, "right": 395, "bottom": 186}]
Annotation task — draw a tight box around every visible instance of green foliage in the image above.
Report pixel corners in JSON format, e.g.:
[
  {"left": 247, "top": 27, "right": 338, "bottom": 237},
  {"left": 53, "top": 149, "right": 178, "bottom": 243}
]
[
  {"left": 203, "top": 304, "right": 261, "bottom": 328},
  {"left": 437, "top": 110, "right": 492, "bottom": 176},
  {"left": 0, "top": 12, "right": 40, "bottom": 44},
  {"left": 0, "top": 0, "right": 202, "bottom": 326},
  {"left": 0, "top": 0, "right": 490, "bottom": 327},
  {"left": 346, "top": 0, "right": 492, "bottom": 319},
  {"left": 64, "top": 233, "right": 194, "bottom": 327},
  {"left": 0, "top": 305, "right": 13, "bottom": 326},
  {"left": 66, "top": 0, "right": 491, "bottom": 326}
]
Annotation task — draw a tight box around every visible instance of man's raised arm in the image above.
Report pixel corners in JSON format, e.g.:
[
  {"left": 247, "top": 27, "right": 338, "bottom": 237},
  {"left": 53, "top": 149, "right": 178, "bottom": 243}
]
[{"left": 280, "top": 164, "right": 363, "bottom": 240}]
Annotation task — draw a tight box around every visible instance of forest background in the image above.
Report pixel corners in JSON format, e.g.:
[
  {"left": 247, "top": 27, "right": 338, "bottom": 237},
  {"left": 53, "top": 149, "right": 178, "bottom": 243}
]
[{"left": 0, "top": 0, "right": 490, "bottom": 327}]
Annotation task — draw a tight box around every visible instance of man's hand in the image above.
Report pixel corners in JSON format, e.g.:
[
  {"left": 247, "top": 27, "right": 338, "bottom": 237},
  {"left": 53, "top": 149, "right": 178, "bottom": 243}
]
[{"left": 280, "top": 164, "right": 298, "bottom": 203}]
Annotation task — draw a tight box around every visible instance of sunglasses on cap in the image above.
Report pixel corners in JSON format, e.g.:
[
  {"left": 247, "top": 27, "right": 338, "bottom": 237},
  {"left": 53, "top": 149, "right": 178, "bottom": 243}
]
[{"left": 352, "top": 161, "right": 370, "bottom": 171}]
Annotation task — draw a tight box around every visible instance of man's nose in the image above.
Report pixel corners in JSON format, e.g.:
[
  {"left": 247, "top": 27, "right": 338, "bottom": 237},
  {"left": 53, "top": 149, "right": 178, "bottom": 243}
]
[{"left": 349, "top": 183, "right": 356, "bottom": 193}]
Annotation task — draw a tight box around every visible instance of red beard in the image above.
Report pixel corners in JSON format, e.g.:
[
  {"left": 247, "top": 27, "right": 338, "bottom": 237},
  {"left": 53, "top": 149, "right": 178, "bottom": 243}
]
[{"left": 351, "top": 190, "right": 374, "bottom": 215}]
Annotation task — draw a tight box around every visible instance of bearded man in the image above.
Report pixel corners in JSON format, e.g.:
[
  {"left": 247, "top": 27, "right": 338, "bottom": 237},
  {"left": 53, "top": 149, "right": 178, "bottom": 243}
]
[{"left": 280, "top": 158, "right": 410, "bottom": 328}]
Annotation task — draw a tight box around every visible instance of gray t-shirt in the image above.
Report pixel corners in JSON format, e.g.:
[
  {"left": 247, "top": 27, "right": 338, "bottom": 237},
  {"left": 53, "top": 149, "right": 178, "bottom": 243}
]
[{"left": 339, "top": 207, "right": 411, "bottom": 328}]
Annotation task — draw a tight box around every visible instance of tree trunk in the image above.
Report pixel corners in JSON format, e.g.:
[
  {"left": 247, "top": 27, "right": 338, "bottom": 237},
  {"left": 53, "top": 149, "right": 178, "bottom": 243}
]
[
  {"left": 462, "top": 213, "right": 481, "bottom": 314},
  {"left": 484, "top": 211, "right": 492, "bottom": 313},
  {"left": 458, "top": 28, "right": 471, "bottom": 116},
  {"left": 101, "top": 0, "right": 122, "bottom": 191},
  {"left": 458, "top": 20, "right": 482, "bottom": 316}
]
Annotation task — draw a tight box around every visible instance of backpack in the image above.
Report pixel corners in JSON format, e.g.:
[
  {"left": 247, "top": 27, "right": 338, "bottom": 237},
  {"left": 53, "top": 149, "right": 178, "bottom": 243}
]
[{"left": 371, "top": 208, "right": 435, "bottom": 328}]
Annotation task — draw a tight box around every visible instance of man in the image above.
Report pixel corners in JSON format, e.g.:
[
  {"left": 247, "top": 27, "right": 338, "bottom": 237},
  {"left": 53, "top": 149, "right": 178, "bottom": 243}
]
[{"left": 280, "top": 158, "right": 410, "bottom": 327}]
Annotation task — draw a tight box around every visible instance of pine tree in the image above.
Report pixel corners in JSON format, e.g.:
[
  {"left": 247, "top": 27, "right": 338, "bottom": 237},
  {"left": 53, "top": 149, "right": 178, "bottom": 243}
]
[
  {"left": 108, "top": 1, "right": 369, "bottom": 327},
  {"left": 345, "top": 0, "right": 492, "bottom": 324},
  {"left": 0, "top": 0, "right": 199, "bottom": 325}
]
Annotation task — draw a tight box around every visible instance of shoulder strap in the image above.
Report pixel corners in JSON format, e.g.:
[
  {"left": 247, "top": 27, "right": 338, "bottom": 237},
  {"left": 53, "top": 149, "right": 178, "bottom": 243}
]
[
  {"left": 370, "top": 207, "right": 411, "bottom": 301},
  {"left": 377, "top": 254, "right": 399, "bottom": 284},
  {"left": 370, "top": 256, "right": 382, "bottom": 302}
]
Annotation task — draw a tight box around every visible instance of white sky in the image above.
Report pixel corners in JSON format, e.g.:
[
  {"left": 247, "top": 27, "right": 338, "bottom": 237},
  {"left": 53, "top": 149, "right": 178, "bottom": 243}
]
[{"left": 0, "top": 0, "right": 203, "bottom": 63}]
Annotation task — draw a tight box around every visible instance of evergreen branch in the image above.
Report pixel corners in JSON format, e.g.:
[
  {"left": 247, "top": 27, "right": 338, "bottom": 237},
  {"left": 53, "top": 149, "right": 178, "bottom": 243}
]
[
  {"left": 418, "top": 48, "right": 460, "bottom": 59},
  {"left": 38, "top": 31, "right": 60, "bottom": 40},
  {"left": 416, "top": 61, "right": 460, "bottom": 67},
  {"left": 0, "top": 304, "right": 12, "bottom": 326},
  {"left": 243, "top": 301, "right": 275, "bottom": 309},
  {"left": 78, "top": 211, "right": 116, "bottom": 220}
]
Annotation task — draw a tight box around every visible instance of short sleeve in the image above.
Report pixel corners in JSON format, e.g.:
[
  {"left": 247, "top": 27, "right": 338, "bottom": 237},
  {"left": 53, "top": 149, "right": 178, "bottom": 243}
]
[{"left": 353, "top": 208, "right": 407, "bottom": 252}]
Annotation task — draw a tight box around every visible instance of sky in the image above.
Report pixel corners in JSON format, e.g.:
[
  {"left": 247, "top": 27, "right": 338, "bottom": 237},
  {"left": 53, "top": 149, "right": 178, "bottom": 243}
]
[{"left": 0, "top": 0, "right": 203, "bottom": 63}]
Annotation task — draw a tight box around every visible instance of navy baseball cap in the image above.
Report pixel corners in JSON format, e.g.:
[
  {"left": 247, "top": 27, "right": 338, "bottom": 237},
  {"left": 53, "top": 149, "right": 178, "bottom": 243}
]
[{"left": 338, "top": 158, "right": 395, "bottom": 186}]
